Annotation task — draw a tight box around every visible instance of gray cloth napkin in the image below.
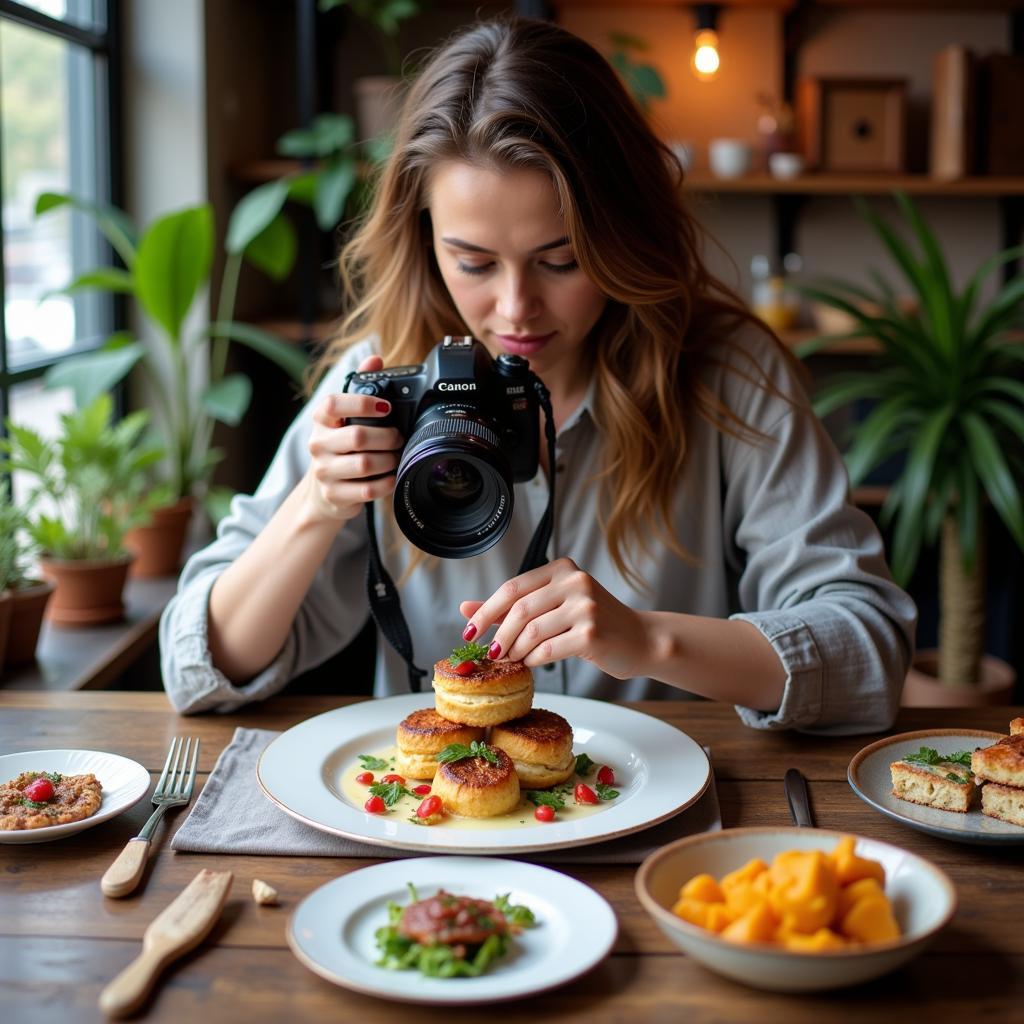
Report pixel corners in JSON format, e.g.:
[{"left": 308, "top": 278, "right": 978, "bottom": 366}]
[{"left": 171, "top": 727, "right": 721, "bottom": 863}]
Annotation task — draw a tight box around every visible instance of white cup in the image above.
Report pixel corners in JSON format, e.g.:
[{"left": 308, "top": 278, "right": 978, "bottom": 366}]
[
  {"left": 669, "top": 140, "right": 696, "bottom": 171},
  {"left": 708, "top": 138, "right": 753, "bottom": 179},
  {"left": 768, "top": 152, "right": 805, "bottom": 180}
]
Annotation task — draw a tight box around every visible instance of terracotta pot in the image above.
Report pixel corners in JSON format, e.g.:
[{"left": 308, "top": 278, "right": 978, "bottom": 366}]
[
  {"left": 4, "top": 579, "right": 56, "bottom": 666},
  {"left": 124, "top": 496, "right": 194, "bottom": 578},
  {"left": 40, "top": 555, "right": 134, "bottom": 628},
  {"left": 0, "top": 591, "right": 12, "bottom": 675},
  {"left": 902, "top": 649, "right": 1017, "bottom": 707}
]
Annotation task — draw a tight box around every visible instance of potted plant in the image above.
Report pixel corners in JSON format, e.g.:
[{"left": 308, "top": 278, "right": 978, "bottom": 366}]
[
  {"left": 606, "top": 32, "right": 667, "bottom": 115},
  {"left": 0, "top": 499, "right": 54, "bottom": 671},
  {"left": 797, "top": 192, "right": 1024, "bottom": 705},
  {"left": 34, "top": 190, "right": 309, "bottom": 575},
  {"left": 0, "top": 395, "right": 172, "bottom": 626},
  {"left": 319, "top": 0, "right": 424, "bottom": 141}
]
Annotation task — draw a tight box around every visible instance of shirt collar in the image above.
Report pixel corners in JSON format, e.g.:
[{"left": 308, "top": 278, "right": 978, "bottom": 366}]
[{"left": 556, "top": 370, "right": 597, "bottom": 437}]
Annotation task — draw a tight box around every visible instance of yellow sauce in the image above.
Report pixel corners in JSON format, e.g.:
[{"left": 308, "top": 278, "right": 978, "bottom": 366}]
[{"left": 338, "top": 745, "right": 611, "bottom": 830}]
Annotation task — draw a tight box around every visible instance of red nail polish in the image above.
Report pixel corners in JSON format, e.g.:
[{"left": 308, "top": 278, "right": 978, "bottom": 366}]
[
  {"left": 462, "top": 623, "right": 477, "bottom": 641},
  {"left": 376, "top": 400, "right": 390, "bottom": 413},
  {"left": 488, "top": 641, "right": 501, "bottom": 660}
]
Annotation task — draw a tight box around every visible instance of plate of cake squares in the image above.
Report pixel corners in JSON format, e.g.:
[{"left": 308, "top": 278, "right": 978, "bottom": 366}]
[
  {"left": 257, "top": 646, "right": 711, "bottom": 854},
  {"left": 847, "top": 717, "right": 1024, "bottom": 845}
]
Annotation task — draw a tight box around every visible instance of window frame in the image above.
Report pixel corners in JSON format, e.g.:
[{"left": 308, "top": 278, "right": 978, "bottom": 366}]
[{"left": 0, "top": 0, "right": 123, "bottom": 433}]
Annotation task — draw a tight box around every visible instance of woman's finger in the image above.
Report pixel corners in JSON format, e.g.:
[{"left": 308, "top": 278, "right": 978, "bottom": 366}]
[{"left": 489, "top": 588, "right": 565, "bottom": 662}]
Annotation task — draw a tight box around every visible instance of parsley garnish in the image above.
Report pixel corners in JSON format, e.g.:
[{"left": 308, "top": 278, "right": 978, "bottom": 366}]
[
  {"left": 449, "top": 641, "right": 490, "bottom": 666},
  {"left": 903, "top": 746, "right": 973, "bottom": 771},
  {"left": 525, "top": 782, "right": 573, "bottom": 810},
  {"left": 575, "top": 753, "right": 596, "bottom": 777},
  {"left": 945, "top": 772, "right": 971, "bottom": 784},
  {"left": 368, "top": 781, "right": 415, "bottom": 807},
  {"left": 494, "top": 893, "right": 536, "bottom": 928},
  {"left": 20, "top": 798, "right": 50, "bottom": 810},
  {"left": 358, "top": 754, "right": 391, "bottom": 772},
  {"left": 41, "top": 772, "right": 62, "bottom": 784},
  {"left": 437, "top": 741, "right": 498, "bottom": 765},
  {"left": 595, "top": 782, "right": 620, "bottom": 801}
]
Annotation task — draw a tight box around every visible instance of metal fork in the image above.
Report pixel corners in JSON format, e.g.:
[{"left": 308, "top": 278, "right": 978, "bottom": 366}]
[{"left": 101, "top": 737, "right": 200, "bottom": 899}]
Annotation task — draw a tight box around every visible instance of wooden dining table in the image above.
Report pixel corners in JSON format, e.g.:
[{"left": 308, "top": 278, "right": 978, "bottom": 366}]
[{"left": 2, "top": 690, "right": 1022, "bottom": 1023}]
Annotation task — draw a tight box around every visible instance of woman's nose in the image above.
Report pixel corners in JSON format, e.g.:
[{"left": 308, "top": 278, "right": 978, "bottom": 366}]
[{"left": 495, "top": 272, "right": 538, "bottom": 325}]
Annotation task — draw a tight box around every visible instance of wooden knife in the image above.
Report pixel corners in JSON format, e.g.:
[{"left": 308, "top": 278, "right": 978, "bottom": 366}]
[{"left": 99, "top": 868, "right": 233, "bottom": 1019}]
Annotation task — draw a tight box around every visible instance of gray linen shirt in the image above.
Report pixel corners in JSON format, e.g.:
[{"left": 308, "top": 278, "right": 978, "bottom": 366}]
[{"left": 160, "top": 330, "right": 916, "bottom": 733}]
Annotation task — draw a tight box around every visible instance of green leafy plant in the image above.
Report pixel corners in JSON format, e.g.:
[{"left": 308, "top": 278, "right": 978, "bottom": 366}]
[
  {"left": 436, "top": 741, "right": 499, "bottom": 766},
  {"left": 796, "top": 192, "right": 1024, "bottom": 686},
  {"left": 0, "top": 394, "right": 172, "bottom": 561},
  {"left": 0, "top": 499, "right": 34, "bottom": 591},
  {"left": 319, "top": 0, "right": 425, "bottom": 77},
  {"left": 607, "top": 32, "right": 666, "bottom": 113}
]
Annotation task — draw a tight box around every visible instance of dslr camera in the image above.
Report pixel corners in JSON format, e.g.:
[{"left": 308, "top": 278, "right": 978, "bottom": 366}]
[{"left": 346, "top": 336, "right": 542, "bottom": 558}]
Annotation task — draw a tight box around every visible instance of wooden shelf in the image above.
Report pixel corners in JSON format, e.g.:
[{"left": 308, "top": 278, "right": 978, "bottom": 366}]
[
  {"left": 684, "top": 173, "right": 1024, "bottom": 197},
  {"left": 852, "top": 485, "right": 891, "bottom": 506},
  {"left": 778, "top": 328, "right": 881, "bottom": 354},
  {"left": 257, "top": 318, "right": 339, "bottom": 345},
  {"left": 232, "top": 159, "right": 305, "bottom": 184}
]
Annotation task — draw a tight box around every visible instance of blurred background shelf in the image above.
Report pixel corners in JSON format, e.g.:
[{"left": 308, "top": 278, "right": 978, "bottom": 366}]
[{"left": 684, "top": 174, "right": 1024, "bottom": 196}]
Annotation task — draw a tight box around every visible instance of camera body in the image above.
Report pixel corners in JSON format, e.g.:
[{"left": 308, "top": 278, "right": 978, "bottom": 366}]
[{"left": 347, "top": 336, "right": 541, "bottom": 557}]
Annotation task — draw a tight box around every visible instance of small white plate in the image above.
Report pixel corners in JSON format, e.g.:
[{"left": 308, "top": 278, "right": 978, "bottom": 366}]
[
  {"left": 257, "top": 693, "right": 711, "bottom": 854},
  {"left": 287, "top": 857, "right": 617, "bottom": 1004},
  {"left": 0, "top": 749, "right": 151, "bottom": 845},
  {"left": 848, "top": 729, "right": 1023, "bottom": 845}
]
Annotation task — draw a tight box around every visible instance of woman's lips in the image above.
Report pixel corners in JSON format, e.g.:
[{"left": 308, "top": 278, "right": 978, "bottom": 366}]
[{"left": 494, "top": 331, "right": 555, "bottom": 356}]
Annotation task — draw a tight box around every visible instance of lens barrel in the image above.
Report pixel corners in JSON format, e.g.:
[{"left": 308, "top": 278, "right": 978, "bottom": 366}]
[{"left": 393, "top": 406, "right": 515, "bottom": 558}]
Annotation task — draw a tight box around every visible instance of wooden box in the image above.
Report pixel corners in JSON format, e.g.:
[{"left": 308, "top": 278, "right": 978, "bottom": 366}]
[{"left": 798, "top": 77, "right": 907, "bottom": 173}]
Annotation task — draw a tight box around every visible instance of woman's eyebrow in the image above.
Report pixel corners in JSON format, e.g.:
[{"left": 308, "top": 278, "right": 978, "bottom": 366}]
[{"left": 440, "top": 236, "right": 570, "bottom": 254}]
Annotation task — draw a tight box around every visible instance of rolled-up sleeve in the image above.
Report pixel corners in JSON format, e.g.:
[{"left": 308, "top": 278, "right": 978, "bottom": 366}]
[
  {"left": 719, "top": 338, "right": 918, "bottom": 734},
  {"left": 159, "top": 344, "right": 375, "bottom": 714}
]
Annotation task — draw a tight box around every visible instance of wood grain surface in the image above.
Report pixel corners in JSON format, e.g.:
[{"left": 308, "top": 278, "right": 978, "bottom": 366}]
[{"left": 2, "top": 692, "right": 1021, "bottom": 1023}]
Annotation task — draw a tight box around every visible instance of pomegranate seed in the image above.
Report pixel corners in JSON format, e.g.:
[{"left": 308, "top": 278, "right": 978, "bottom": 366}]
[
  {"left": 534, "top": 804, "right": 555, "bottom": 822},
  {"left": 454, "top": 660, "right": 476, "bottom": 676},
  {"left": 382, "top": 773, "right": 405, "bottom": 785},
  {"left": 364, "top": 795, "right": 386, "bottom": 814},
  {"left": 416, "top": 795, "right": 443, "bottom": 819},
  {"left": 414, "top": 784, "right": 432, "bottom": 795},
  {"left": 597, "top": 765, "right": 615, "bottom": 786},
  {"left": 355, "top": 772, "right": 374, "bottom": 785}
]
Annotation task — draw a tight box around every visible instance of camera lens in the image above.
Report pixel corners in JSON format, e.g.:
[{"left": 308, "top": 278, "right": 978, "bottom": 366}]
[
  {"left": 394, "top": 407, "right": 515, "bottom": 558},
  {"left": 427, "top": 458, "right": 483, "bottom": 509}
]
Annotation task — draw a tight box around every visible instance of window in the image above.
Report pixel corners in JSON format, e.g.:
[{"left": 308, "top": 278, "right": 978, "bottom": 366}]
[{"left": 0, "top": 0, "right": 120, "bottom": 467}]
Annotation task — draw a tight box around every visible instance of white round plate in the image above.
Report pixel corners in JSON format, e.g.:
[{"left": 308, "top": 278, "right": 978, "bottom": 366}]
[
  {"left": 258, "top": 693, "right": 710, "bottom": 854},
  {"left": 848, "top": 729, "right": 1023, "bottom": 845},
  {"left": 287, "top": 856, "right": 617, "bottom": 1004},
  {"left": 0, "top": 749, "right": 151, "bottom": 845}
]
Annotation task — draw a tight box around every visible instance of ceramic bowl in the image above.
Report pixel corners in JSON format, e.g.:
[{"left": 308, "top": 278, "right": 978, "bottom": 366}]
[
  {"left": 708, "top": 138, "right": 752, "bottom": 179},
  {"left": 768, "top": 152, "right": 806, "bottom": 179},
  {"left": 635, "top": 827, "right": 956, "bottom": 992}
]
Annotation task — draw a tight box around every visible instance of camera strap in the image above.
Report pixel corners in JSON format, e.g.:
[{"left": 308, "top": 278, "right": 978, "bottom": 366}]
[{"left": 360, "top": 375, "right": 557, "bottom": 693}]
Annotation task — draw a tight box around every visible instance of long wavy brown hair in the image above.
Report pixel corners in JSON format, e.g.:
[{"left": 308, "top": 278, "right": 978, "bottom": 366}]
[{"left": 313, "top": 16, "right": 799, "bottom": 588}]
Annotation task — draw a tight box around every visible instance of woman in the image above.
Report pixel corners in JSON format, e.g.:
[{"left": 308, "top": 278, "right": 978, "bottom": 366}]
[{"left": 161, "top": 17, "right": 915, "bottom": 732}]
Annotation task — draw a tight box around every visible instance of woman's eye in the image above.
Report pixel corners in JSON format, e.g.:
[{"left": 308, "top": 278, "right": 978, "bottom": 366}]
[
  {"left": 456, "top": 262, "right": 492, "bottom": 276},
  {"left": 542, "top": 259, "right": 579, "bottom": 274}
]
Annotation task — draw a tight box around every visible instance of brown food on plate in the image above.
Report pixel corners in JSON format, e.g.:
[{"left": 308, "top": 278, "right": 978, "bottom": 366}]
[
  {"left": 980, "top": 783, "right": 1024, "bottom": 828},
  {"left": 971, "top": 735, "right": 1024, "bottom": 787},
  {"left": 1010, "top": 718, "right": 1023, "bottom": 737},
  {"left": 431, "top": 745, "right": 521, "bottom": 818},
  {"left": 432, "top": 657, "right": 534, "bottom": 727},
  {"left": 0, "top": 771, "right": 103, "bottom": 830},
  {"left": 490, "top": 708, "right": 576, "bottom": 788},
  {"left": 889, "top": 760, "right": 977, "bottom": 813},
  {"left": 394, "top": 709, "right": 485, "bottom": 780},
  {"left": 398, "top": 890, "right": 509, "bottom": 947}
]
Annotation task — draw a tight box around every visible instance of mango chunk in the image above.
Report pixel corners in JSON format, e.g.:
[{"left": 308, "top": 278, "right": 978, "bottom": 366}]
[
  {"left": 830, "top": 835, "right": 886, "bottom": 886},
  {"left": 720, "top": 900, "right": 778, "bottom": 945},
  {"left": 720, "top": 858, "right": 769, "bottom": 892},
  {"left": 681, "top": 873, "right": 724, "bottom": 904},
  {"left": 671, "top": 897, "right": 713, "bottom": 929},
  {"left": 839, "top": 895, "right": 900, "bottom": 943},
  {"left": 836, "top": 877, "right": 886, "bottom": 921},
  {"left": 779, "top": 927, "right": 847, "bottom": 952},
  {"left": 767, "top": 850, "right": 839, "bottom": 933}
]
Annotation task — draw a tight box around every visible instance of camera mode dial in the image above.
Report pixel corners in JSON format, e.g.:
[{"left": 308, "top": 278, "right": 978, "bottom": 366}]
[{"left": 495, "top": 353, "right": 529, "bottom": 376}]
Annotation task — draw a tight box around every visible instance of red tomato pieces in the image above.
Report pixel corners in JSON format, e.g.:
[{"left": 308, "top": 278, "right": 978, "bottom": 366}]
[
  {"left": 534, "top": 804, "right": 555, "bottom": 822},
  {"left": 413, "top": 784, "right": 432, "bottom": 796},
  {"left": 382, "top": 774, "right": 406, "bottom": 785},
  {"left": 355, "top": 772, "right": 374, "bottom": 785},
  {"left": 24, "top": 778, "right": 55, "bottom": 802},
  {"left": 364, "top": 795, "right": 386, "bottom": 814},
  {"left": 454, "top": 660, "right": 477, "bottom": 676},
  {"left": 574, "top": 783, "right": 599, "bottom": 805},
  {"left": 416, "top": 795, "right": 443, "bottom": 819},
  {"left": 596, "top": 765, "right": 616, "bottom": 786}
]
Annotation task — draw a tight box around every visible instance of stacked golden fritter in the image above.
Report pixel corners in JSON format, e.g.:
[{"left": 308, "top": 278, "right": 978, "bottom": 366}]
[{"left": 972, "top": 731, "right": 1024, "bottom": 828}]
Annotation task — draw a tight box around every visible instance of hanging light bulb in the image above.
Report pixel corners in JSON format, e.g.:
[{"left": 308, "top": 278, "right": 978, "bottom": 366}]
[{"left": 691, "top": 4, "right": 721, "bottom": 82}]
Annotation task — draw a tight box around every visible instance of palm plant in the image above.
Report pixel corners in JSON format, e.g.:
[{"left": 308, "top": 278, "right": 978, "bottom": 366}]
[{"left": 796, "top": 192, "right": 1024, "bottom": 687}]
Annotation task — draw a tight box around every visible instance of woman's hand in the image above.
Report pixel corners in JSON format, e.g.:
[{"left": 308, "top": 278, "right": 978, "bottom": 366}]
[
  {"left": 458, "top": 557, "right": 653, "bottom": 678},
  {"left": 303, "top": 355, "right": 405, "bottom": 524}
]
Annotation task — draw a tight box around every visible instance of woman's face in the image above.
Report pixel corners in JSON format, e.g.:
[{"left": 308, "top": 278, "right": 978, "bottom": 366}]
[{"left": 428, "top": 161, "right": 607, "bottom": 387}]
